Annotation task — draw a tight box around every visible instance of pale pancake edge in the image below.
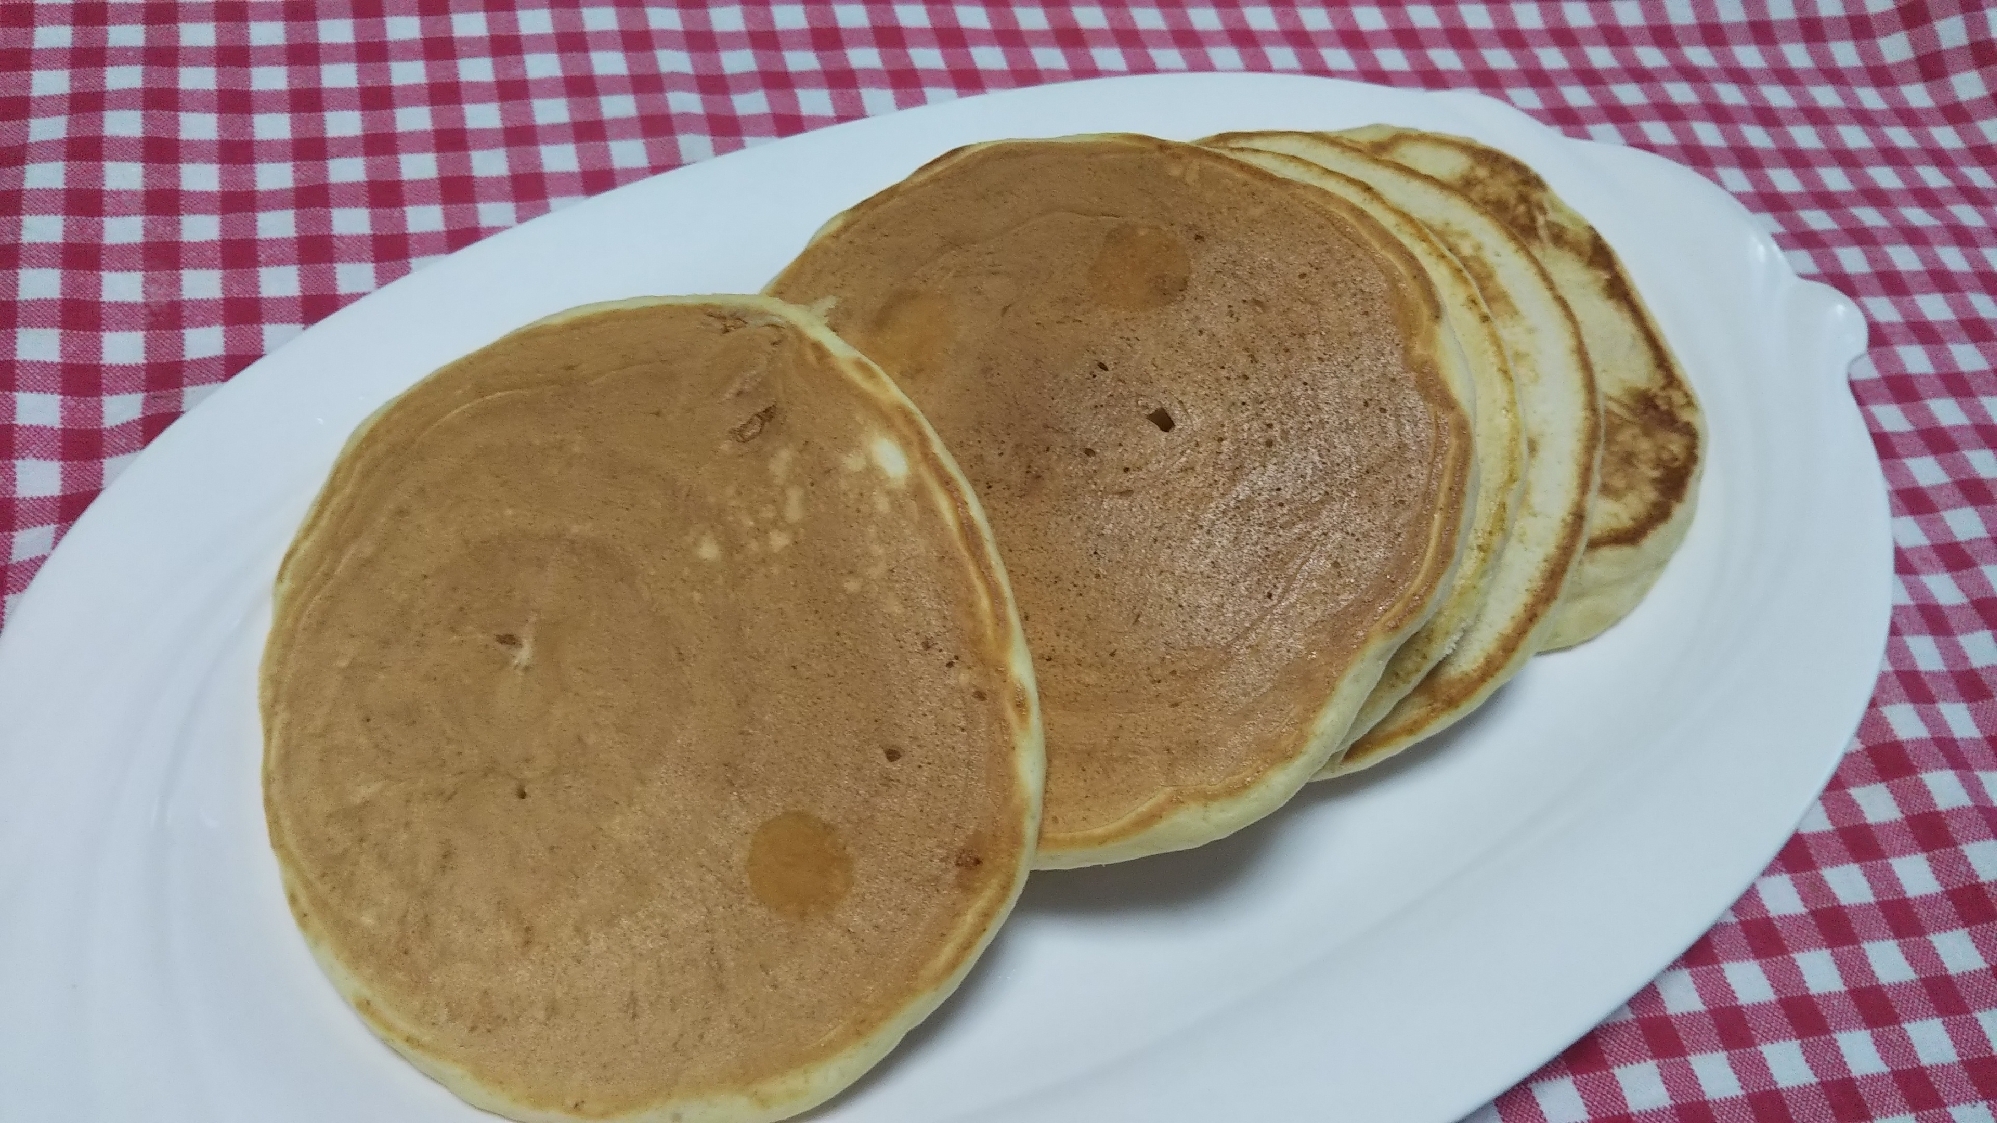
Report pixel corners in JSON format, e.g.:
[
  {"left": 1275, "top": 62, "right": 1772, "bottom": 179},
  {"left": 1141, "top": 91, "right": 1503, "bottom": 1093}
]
[{"left": 1336, "top": 125, "right": 1706, "bottom": 650}]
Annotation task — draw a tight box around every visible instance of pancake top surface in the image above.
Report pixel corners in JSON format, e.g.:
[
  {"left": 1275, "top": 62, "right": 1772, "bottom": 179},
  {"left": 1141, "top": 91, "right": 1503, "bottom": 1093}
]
[
  {"left": 770, "top": 135, "right": 1469, "bottom": 859},
  {"left": 262, "top": 297, "right": 1040, "bottom": 1121}
]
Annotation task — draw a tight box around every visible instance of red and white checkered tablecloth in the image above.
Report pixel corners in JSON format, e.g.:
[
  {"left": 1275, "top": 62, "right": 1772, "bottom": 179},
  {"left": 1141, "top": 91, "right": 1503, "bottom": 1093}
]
[{"left": 5, "top": 2, "right": 1993, "bottom": 1119}]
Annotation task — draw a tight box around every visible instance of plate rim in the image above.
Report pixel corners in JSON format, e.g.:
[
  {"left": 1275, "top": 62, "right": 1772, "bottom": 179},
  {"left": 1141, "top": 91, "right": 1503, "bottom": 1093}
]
[{"left": 0, "top": 72, "right": 1891, "bottom": 1123}]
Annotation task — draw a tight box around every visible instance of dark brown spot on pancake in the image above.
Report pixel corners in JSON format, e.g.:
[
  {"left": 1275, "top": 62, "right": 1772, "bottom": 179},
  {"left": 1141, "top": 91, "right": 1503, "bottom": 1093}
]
[
  {"left": 1089, "top": 222, "right": 1191, "bottom": 311},
  {"left": 952, "top": 836, "right": 989, "bottom": 890},
  {"left": 883, "top": 747, "right": 903, "bottom": 762},
  {"left": 1146, "top": 407, "right": 1176, "bottom": 432},
  {"left": 1593, "top": 384, "right": 1701, "bottom": 546},
  {"left": 730, "top": 403, "right": 777, "bottom": 443},
  {"left": 746, "top": 810, "right": 853, "bottom": 919},
  {"left": 493, "top": 632, "right": 520, "bottom": 647},
  {"left": 1581, "top": 235, "right": 1702, "bottom": 546}
]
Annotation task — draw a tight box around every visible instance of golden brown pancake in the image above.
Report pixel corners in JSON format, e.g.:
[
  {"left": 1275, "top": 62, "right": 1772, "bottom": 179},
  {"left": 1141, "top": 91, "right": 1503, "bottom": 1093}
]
[
  {"left": 1335, "top": 126, "right": 1705, "bottom": 649},
  {"left": 262, "top": 296, "right": 1042, "bottom": 1123},
  {"left": 1207, "top": 131, "right": 1598, "bottom": 775},
  {"left": 768, "top": 135, "right": 1473, "bottom": 865},
  {"left": 1210, "top": 143, "right": 1525, "bottom": 752}
]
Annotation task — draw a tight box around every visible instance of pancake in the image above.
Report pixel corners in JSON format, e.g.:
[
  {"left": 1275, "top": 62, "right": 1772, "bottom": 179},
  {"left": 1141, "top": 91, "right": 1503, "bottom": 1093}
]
[
  {"left": 261, "top": 296, "right": 1042, "bottom": 1123},
  {"left": 1211, "top": 144, "right": 1526, "bottom": 752},
  {"left": 1335, "top": 126, "right": 1706, "bottom": 649},
  {"left": 1207, "top": 132, "right": 1598, "bottom": 774},
  {"left": 768, "top": 135, "right": 1474, "bottom": 864}
]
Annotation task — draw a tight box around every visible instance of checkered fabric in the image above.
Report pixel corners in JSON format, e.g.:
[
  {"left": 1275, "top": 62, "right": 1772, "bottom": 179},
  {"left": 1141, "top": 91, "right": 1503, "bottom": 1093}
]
[{"left": 5, "top": 1, "right": 1993, "bottom": 1118}]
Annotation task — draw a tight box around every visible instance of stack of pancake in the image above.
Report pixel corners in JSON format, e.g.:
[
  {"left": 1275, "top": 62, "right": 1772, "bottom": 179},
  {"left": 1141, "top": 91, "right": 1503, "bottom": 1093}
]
[{"left": 262, "top": 128, "right": 1702, "bottom": 1122}]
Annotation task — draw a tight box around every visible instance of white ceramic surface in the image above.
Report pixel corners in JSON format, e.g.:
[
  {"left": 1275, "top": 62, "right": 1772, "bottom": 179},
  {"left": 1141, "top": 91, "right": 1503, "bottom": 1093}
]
[{"left": 0, "top": 74, "right": 1888, "bottom": 1123}]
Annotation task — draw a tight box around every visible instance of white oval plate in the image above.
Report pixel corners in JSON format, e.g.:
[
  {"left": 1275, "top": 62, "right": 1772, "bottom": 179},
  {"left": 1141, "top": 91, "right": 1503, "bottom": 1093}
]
[{"left": 0, "top": 74, "right": 1887, "bottom": 1123}]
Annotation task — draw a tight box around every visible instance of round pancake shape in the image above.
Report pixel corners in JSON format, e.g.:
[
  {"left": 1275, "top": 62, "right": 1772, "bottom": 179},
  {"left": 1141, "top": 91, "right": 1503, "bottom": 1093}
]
[
  {"left": 1211, "top": 143, "right": 1526, "bottom": 757},
  {"left": 1336, "top": 126, "right": 1706, "bottom": 650},
  {"left": 262, "top": 296, "right": 1042, "bottom": 1123},
  {"left": 768, "top": 135, "right": 1473, "bottom": 865},
  {"left": 1209, "top": 131, "right": 1599, "bottom": 776}
]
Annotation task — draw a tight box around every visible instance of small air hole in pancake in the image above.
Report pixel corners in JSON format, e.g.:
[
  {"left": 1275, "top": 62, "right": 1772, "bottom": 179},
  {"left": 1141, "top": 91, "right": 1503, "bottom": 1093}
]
[
  {"left": 884, "top": 747, "right": 902, "bottom": 763},
  {"left": 514, "top": 783, "right": 527, "bottom": 800},
  {"left": 1083, "top": 447, "right": 1096, "bottom": 457},
  {"left": 1147, "top": 408, "right": 1176, "bottom": 432}
]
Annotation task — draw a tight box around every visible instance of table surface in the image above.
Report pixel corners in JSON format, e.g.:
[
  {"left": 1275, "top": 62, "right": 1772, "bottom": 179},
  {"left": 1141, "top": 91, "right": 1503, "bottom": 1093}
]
[{"left": 4, "top": 2, "right": 1993, "bottom": 1120}]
